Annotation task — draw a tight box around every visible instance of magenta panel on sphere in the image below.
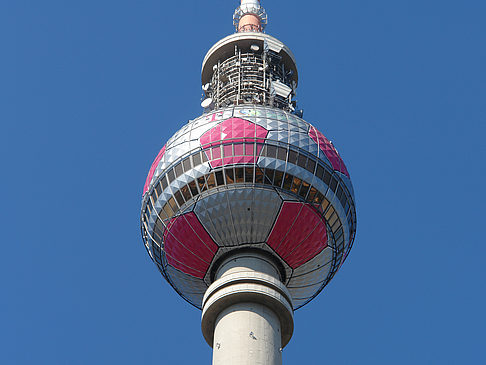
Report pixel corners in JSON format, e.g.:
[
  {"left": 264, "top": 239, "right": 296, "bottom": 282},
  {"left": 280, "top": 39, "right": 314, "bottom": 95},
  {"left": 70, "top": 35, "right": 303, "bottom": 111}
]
[
  {"left": 163, "top": 212, "right": 218, "bottom": 279},
  {"left": 200, "top": 118, "right": 268, "bottom": 168},
  {"left": 143, "top": 145, "right": 166, "bottom": 195},
  {"left": 267, "top": 202, "right": 328, "bottom": 269},
  {"left": 309, "top": 126, "right": 349, "bottom": 178}
]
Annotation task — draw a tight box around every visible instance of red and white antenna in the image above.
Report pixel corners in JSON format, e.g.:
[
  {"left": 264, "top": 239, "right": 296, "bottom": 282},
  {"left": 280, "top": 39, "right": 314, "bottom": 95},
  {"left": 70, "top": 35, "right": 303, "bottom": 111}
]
[{"left": 233, "top": 0, "right": 268, "bottom": 32}]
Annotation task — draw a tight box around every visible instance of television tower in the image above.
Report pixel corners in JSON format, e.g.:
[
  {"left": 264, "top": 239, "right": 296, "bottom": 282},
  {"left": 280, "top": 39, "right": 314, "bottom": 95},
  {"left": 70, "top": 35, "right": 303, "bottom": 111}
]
[{"left": 140, "top": 1, "right": 357, "bottom": 364}]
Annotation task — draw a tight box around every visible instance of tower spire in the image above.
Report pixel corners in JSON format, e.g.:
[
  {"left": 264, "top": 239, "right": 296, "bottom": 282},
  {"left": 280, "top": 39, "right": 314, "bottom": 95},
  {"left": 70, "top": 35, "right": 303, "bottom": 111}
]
[{"left": 233, "top": 0, "right": 267, "bottom": 32}]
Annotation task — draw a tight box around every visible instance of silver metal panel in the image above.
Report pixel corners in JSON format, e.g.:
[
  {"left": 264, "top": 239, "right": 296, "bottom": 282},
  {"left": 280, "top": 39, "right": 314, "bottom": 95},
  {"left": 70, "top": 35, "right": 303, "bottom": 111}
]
[
  {"left": 287, "top": 114, "right": 310, "bottom": 131},
  {"left": 277, "top": 191, "right": 299, "bottom": 202},
  {"left": 292, "top": 246, "right": 333, "bottom": 278},
  {"left": 289, "top": 263, "right": 332, "bottom": 291},
  {"left": 226, "top": 189, "right": 254, "bottom": 244},
  {"left": 166, "top": 265, "right": 207, "bottom": 308},
  {"left": 291, "top": 298, "right": 312, "bottom": 308},
  {"left": 195, "top": 191, "right": 238, "bottom": 246},
  {"left": 250, "top": 188, "right": 282, "bottom": 242},
  {"left": 288, "top": 282, "right": 324, "bottom": 301},
  {"left": 194, "top": 188, "right": 282, "bottom": 247}
]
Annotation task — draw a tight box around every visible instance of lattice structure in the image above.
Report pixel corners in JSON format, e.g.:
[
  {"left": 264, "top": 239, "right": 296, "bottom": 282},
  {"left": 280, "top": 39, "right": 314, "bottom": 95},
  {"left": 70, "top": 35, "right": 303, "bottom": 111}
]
[{"left": 204, "top": 45, "right": 296, "bottom": 112}]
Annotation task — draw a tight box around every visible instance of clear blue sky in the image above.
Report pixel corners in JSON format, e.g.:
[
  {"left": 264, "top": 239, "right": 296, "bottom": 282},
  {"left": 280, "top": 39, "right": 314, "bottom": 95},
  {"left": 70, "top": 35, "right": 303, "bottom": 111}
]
[{"left": 3, "top": 0, "right": 485, "bottom": 364}]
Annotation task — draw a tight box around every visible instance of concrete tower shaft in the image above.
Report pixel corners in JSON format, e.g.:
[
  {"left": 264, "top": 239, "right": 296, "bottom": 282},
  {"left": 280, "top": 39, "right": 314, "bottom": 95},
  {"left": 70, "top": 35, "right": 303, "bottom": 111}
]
[{"left": 201, "top": 251, "right": 293, "bottom": 365}]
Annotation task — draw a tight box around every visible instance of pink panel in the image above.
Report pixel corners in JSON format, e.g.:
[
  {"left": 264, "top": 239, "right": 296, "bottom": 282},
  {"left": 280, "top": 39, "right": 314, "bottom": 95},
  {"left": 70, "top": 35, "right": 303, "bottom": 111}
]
[
  {"left": 223, "top": 144, "right": 233, "bottom": 157},
  {"left": 143, "top": 145, "right": 166, "bottom": 195},
  {"left": 267, "top": 202, "right": 328, "bottom": 269},
  {"left": 163, "top": 212, "right": 218, "bottom": 278},
  {"left": 200, "top": 118, "right": 268, "bottom": 168},
  {"left": 234, "top": 143, "right": 244, "bottom": 156},
  {"left": 309, "top": 126, "right": 350, "bottom": 178}
]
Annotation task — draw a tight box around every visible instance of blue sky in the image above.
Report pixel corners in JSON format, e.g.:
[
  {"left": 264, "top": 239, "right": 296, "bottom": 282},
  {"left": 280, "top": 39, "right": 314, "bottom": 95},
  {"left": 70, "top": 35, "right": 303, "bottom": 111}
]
[{"left": 3, "top": 0, "right": 485, "bottom": 364}]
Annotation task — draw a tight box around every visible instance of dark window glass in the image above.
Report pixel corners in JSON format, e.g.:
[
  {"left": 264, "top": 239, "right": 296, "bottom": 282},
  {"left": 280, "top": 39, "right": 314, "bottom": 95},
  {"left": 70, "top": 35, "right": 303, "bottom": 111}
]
[
  {"left": 163, "top": 203, "right": 174, "bottom": 219},
  {"left": 291, "top": 177, "right": 302, "bottom": 194},
  {"left": 183, "top": 157, "right": 191, "bottom": 172},
  {"left": 335, "top": 227, "right": 344, "bottom": 241},
  {"left": 154, "top": 220, "right": 164, "bottom": 238},
  {"left": 225, "top": 168, "right": 235, "bottom": 184},
  {"left": 323, "top": 170, "right": 331, "bottom": 185},
  {"left": 320, "top": 197, "right": 329, "bottom": 213},
  {"left": 277, "top": 147, "right": 287, "bottom": 161},
  {"left": 215, "top": 170, "right": 225, "bottom": 186},
  {"left": 157, "top": 206, "right": 168, "bottom": 220},
  {"left": 155, "top": 182, "right": 162, "bottom": 196},
  {"left": 174, "top": 163, "right": 183, "bottom": 178},
  {"left": 316, "top": 165, "right": 325, "bottom": 180},
  {"left": 192, "top": 152, "right": 202, "bottom": 166},
  {"left": 201, "top": 150, "right": 209, "bottom": 162},
  {"left": 260, "top": 145, "right": 267, "bottom": 157},
  {"left": 283, "top": 173, "right": 293, "bottom": 190},
  {"left": 174, "top": 190, "right": 185, "bottom": 206},
  {"left": 274, "top": 170, "right": 284, "bottom": 187},
  {"left": 336, "top": 185, "right": 344, "bottom": 201},
  {"left": 188, "top": 180, "right": 199, "bottom": 196},
  {"left": 167, "top": 169, "right": 175, "bottom": 182},
  {"left": 325, "top": 206, "right": 337, "bottom": 222},
  {"left": 181, "top": 185, "right": 192, "bottom": 201},
  {"left": 297, "top": 154, "right": 307, "bottom": 168},
  {"left": 266, "top": 145, "right": 277, "bottom": 158},
  {"left": 197, "top": 176, "right": 207, "bottom": 192},
  {"left": 235, "top": 167, "right": 244, "bottom": 183},
  {"left": 150, "top": 191, "right": 157, "bottom": 205},
  {"left": 340, "top": 192, "right": 347, "bottom": 208},
  {"left": 336, "top": 236, "right": 344, "bottom": 249},
  {"left": 299, "top": 180, "right": 310, "bottom": 198},
  {"left": 264, "top": 169, "right": 275, "bottom": 185},
  {"left": 153, "top": 230, "right": 162, "bottom": 242},
  {"left": 331, "top": 218, "right": 341, "bottom": 232},
  {"left": 161, "top": 175, "right": 168, "bottom": 191},
  {"left": 245, "top": 167, "right": 253, "bottom": 183},
  {"left": 307, "top": 187, "right": 317, "bottom": 202},
  {"left": 206, "top": 173, "right": 216, "bottom": 189},
  {"left": 306, "top": 159, "right": 316, "bottom": 173},
  {"left": 288, "top": 150, "right": 298, "bottom": 164},
  {"left": 168, "top": 197, "right": 178, "bottom": 212},
  {"left": 255, "top": 168, "right": 264, "bottom": 183},
  {"left": 330, "top": 176, "right": 338, "bottom": 192}
]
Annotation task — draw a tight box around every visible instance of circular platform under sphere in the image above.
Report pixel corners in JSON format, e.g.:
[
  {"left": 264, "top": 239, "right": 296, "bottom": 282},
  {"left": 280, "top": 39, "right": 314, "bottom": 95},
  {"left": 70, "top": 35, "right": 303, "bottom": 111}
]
[{"left": 141, "top": 106, "right": 356, "bottom": 309}]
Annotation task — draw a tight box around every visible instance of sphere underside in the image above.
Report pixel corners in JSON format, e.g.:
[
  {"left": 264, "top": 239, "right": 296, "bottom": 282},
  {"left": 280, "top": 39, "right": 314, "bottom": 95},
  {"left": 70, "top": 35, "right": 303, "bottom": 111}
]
[{"left": 141, "top": 106, "right": 356, "bottom": 309}]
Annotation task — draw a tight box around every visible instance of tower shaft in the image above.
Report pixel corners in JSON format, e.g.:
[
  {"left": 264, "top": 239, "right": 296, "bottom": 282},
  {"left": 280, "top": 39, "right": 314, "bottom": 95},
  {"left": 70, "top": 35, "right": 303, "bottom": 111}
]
[{"left": 201, "top": 252, "right": 294, "bottom": 365}]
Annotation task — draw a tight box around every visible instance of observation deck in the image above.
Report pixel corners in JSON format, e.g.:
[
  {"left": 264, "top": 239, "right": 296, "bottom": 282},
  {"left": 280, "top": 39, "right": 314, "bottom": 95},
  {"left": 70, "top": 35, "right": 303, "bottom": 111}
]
[{"left": 201, "top": 33, "right": 299, "bottom": 113}]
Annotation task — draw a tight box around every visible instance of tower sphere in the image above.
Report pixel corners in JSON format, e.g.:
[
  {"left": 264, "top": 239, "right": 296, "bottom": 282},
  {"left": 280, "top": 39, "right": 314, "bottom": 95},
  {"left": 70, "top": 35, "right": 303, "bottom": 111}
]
[
  {"left": 141, "top": 108, "right": 356, "bottom": 309},
  {"left": 140, "top": 1, "right": 356, "bottom": 315}
]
